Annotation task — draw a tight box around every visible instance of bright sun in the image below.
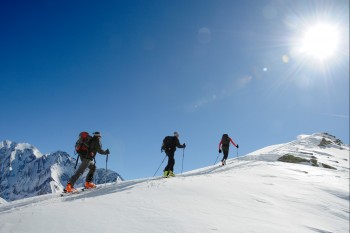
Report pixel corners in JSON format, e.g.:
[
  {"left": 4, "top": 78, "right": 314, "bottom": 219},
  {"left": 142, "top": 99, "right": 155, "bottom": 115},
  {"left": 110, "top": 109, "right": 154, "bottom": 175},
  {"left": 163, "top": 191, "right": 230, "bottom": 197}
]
[{"left": 300, "top": 23, "right": 340, "bottom": 61}]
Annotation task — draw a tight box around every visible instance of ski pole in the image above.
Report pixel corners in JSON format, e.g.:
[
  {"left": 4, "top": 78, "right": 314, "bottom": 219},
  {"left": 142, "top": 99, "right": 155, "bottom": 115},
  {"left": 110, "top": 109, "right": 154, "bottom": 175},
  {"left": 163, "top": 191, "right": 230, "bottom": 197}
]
[
  {"left": 74, "top": 154, "right": 80, "bottom": 169},
  {"left": 105, "top": 153, "right": 109, "bottom": 187},
  {"left": 236, "top": 147, "right": 239, "bottom": 158},
  {"left": 153, "top": 155, "right": 167, "bottom": 177},
  {"left": 181, "top": 148, "right": 185, "bottom": 175},
  {"left": 214, "top": 153, "right": 220, "bottom": 165},
  {"left": 72, "top": 154, "right": 80, "bottom": 180}
]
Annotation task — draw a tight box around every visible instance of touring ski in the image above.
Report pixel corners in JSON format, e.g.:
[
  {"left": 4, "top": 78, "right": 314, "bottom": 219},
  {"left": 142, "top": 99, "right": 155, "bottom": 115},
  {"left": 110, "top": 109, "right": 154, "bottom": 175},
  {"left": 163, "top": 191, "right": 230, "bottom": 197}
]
[
  {"left": 60, "top": 186, "right": 100, "bottom": 197},
  {"left": 60, "top": 189, "right": 80, "bottom": 197}
]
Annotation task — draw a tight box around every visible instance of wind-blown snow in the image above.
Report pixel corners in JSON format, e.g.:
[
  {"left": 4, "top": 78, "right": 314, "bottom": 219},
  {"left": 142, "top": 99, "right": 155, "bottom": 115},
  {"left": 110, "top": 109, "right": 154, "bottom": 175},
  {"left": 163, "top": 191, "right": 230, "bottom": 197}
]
[
  {"left": 14, "top": 143, "right": 43, "bottom": 159},
  {"left": 0, "top": 133, "right": 349, "bottom": 233}
]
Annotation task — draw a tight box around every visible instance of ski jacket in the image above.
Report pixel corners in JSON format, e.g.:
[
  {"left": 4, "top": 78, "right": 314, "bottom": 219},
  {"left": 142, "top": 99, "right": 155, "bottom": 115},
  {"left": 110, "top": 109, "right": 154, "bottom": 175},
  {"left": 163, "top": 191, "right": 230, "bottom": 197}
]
[
  {"left": 88, "top": 136, "right": 108, "bottom": 158},
  {"left": 168, "top": 136, "right": 185, "bottom": 152},
  {"left": 219, "top": 137, "right": 237, "bottom": 150}
]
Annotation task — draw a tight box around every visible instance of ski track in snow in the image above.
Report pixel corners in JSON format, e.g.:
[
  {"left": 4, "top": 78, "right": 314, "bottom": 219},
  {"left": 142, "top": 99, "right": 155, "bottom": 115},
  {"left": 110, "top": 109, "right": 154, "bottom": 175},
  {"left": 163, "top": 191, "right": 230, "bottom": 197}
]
[{"left": 0, "top": 133, "right": 349, "bottom": 233}]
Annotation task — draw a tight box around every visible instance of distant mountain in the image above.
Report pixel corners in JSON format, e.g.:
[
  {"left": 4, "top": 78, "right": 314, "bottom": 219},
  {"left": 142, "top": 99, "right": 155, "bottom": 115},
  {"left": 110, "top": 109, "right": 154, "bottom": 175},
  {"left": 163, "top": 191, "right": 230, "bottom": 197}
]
[
  {"left": 0, "top": 132, "right": 348, "bottom": 233},
  {"left": 0, "top": 197, "right": 6, "bottom": 205},
  {"left": 0, "top": 140, "right": 123, "bottom": 201},
  {"left": 240, "top": 132, "right": 348, "bottom": 168}
]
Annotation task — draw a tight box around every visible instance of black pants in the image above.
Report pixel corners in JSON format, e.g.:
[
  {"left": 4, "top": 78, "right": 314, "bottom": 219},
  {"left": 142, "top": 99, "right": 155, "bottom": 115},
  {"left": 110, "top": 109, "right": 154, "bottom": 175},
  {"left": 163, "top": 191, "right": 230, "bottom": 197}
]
[
  {"left": 68, "top": 157, "right": 96, "bottom": 185},
  {"left": 222, "top": 147, "right": 229, "bottom": 161},
  {"left": 164, "top": 150, "right": 175, "bottom": 172}
]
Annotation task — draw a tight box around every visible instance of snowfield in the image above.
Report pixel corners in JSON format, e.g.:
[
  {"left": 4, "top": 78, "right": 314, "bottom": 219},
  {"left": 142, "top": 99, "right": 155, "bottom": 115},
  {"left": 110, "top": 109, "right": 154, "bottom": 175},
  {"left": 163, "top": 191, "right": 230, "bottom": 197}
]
[{"left": 0, "top": 133, "right": 349, "bottom": 233}]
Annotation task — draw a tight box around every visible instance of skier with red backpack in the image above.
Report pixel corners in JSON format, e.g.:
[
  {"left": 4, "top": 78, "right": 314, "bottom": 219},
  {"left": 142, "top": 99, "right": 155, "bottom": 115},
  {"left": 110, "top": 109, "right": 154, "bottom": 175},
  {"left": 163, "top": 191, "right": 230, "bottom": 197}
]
[
  {"left": 64, "top": 131, "right": 110, "bottom": 193},
  {"left": 218, "top": 134, "right": 239, "bottom": 166},
  {"left": 161, "top": 131, "right": 186, "bottom": 177}
]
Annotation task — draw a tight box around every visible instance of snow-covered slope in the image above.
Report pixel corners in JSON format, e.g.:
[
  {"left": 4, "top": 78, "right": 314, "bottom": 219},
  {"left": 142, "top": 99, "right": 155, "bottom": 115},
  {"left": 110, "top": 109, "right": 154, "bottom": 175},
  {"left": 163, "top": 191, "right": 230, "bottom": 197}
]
[
  {"left": 0, "top": 197, "right": 7, "bottom": 205},
  {"left": 0, "top": 140, "right": 123, "bottom": 201},
  {"left": 0, "top": 133, "right": 348, "bottom": 233}
]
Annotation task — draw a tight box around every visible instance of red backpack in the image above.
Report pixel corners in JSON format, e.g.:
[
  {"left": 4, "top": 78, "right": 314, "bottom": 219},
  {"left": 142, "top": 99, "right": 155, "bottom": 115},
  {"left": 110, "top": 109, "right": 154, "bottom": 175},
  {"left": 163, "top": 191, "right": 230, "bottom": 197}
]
[{"left": 75, "top": 132, "right": 92, "bottom": 155}]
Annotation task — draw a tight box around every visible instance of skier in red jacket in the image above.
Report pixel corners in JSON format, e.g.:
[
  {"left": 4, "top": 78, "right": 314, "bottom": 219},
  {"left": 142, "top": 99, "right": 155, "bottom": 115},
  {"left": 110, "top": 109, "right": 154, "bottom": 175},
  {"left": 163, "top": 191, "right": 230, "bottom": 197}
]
[{"left": 218, "top": 134, "right": 239, "bottom": 165}]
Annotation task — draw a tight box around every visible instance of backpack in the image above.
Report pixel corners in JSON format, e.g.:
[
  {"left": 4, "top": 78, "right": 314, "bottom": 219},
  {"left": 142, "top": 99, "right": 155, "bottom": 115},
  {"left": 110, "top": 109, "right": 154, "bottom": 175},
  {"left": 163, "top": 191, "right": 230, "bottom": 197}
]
[
  {"left": 75, "top": 132, "right": 92, "bottom": 155},
  {"left": 162, "top": 136, "right": 176, "bottom": 151},
  {"left": 221, "top": 134, "right": 230, "bottom": 147}
]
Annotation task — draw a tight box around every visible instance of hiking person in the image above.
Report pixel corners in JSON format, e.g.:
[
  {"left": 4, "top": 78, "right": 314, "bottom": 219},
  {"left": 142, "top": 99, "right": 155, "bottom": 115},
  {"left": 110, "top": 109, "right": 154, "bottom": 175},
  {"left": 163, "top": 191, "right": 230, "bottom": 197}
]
[
  {"left": 65, "top": 132, "right": 110, "bottom": 193},
  {"left": 161, "top": 131, "right": 186, "bottom": 177},
  {"left": 218, "top": 133, "right": 239, "bottom": 165}
]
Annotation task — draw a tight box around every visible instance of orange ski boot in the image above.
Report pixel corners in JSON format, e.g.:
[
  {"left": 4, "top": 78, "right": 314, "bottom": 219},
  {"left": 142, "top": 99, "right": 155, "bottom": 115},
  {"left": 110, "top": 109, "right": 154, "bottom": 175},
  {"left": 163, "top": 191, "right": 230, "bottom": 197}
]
[
  {"left": 85, "top": 182, "right": 97, "bottom": 189},
  {"left": 64, "top": 183, "right": 77, "bottom": 193}
]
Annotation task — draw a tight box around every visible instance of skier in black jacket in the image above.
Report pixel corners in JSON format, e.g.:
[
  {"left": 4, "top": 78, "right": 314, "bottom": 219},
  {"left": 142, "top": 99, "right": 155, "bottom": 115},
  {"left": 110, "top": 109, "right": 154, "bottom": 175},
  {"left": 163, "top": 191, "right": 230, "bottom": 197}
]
[{"left": 161, "top": 131, "right": 186, "bottom": 177}]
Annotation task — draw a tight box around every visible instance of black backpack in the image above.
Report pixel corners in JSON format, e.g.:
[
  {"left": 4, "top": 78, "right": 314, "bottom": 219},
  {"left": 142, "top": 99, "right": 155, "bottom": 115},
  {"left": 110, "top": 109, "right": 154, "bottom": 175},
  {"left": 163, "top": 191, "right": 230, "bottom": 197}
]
[
  {"left": 75, "top": 132, "right": 92, "bottom": 155},
  {"left": 162, "top": 136, "right": 176, "bottom": 151},
  {"left": 221, "top": 134, "right": 230, "bottom": 147}
]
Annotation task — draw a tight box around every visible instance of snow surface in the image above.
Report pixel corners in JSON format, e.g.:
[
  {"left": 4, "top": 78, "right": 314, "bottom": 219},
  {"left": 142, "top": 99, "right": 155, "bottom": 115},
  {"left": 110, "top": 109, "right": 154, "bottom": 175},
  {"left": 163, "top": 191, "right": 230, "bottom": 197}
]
[{"left": 0, "top": 133, "right": 349, "bottom": 233}]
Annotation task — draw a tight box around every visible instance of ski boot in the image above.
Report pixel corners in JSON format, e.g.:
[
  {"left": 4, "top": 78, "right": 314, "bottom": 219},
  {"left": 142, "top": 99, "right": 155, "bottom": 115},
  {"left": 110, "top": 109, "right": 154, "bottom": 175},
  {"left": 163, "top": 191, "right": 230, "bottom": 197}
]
[
  {"left": 85, "top": 182, "right": 97, "bottom": 189},
  {"left": 163, "top": 171, "right": 169, "bottom": 178},
  {"left": 64, "top": 183, "right": 77, "bottom": 193},
  {"left": 222, "top": 159, "right": 226, "bottom": 166},
  {"left": 168, "top": 171, "right": 175, "bottom": 177}
]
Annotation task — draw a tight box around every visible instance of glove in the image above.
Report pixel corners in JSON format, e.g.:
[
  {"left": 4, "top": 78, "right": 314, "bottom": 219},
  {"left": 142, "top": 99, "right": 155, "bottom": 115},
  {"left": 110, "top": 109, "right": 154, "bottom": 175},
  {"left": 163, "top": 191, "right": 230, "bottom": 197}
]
[
  {"left": 183, "top": 143, "right": 186, "bottom": 148},
  {"left": 236, "top": 144, "right": 239, "bottom": 149},
  {"left": 105, "top": 149, "right": 110, "bottom": 154},
  {"left": 219, "top": 149, "right": 222, "bottom": 153}
]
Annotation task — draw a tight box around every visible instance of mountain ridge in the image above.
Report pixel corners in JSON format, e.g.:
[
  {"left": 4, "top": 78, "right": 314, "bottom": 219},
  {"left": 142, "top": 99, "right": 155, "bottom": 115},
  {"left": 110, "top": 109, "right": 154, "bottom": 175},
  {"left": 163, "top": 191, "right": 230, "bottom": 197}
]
[{"left": 0, "top": 140, "right": 123, "bottom": 201}]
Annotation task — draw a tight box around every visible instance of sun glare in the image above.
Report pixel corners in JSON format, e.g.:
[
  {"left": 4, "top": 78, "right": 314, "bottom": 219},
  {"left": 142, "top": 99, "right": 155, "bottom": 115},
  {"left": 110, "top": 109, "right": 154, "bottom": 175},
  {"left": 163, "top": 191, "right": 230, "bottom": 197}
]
[{"left": 300, "top": 23, "right": 340, "bottom": 61}]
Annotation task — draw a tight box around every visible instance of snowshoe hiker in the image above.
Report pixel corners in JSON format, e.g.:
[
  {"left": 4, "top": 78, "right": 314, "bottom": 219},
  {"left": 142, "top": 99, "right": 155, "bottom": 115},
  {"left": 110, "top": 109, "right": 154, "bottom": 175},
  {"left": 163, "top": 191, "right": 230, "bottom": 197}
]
[
  {"left": 218, "top": 133, "right": 238, "bottom": 166},
  {"left": 161, "top": 131, "right": 186, "bottom": 177},
  {"left": 65, "top": 131, "right": 110, "bottom": 192}
]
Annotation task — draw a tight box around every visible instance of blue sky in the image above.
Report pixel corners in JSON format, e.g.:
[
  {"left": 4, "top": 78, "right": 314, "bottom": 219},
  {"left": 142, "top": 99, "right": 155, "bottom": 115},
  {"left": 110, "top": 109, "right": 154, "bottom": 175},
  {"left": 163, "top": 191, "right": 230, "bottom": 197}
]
[{"left": 1, "top": 0, "right": 349, "bottom": 180}]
